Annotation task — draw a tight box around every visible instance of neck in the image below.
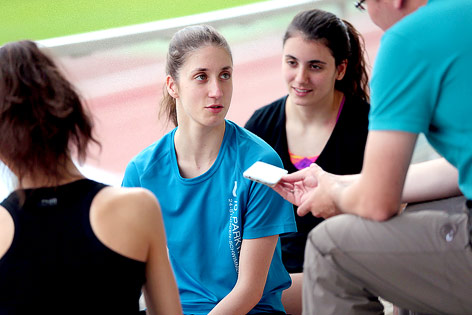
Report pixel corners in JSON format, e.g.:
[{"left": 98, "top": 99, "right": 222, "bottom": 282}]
[
  {"left": 405, "top": 0, "right": 428, "bottom": 12},
  {"left": 18, "top": 159, "right": 85, "bottom": 189},
  {"left": 384, "top": 0, "right": 428, "bottom": 30},
  {"left": 286, "top": 90, "right": 344, "bottom": 125},
  {"left": 174, "top": 122, "right": 226, "bottom": 176}
]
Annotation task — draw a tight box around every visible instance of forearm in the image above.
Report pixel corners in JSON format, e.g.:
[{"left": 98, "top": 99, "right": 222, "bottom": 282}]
[
  {"left": 334, "top": 159, "right": 461, "bottom": 213},
  {"left": 294, "top": 167, "right": 400, "bottom": 220},
  {"left": 208, "top": 283, "right": 262, "bottom": 315},
  {"left": 208, "top": 236, "right": 277, "bottom": 315},
  {"left": 336, "top": 176, "right": 401, "bottom": 221},
  {"left": 402, "top": 158, "right": 461, "bottom": 203}
]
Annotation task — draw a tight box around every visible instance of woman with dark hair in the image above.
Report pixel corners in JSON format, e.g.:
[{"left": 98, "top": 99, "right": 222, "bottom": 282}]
[
  {"left": 0, "top": 40, "right": 182, "bottom": 314},
  {"left": 123, "top": 25, "right": 296, "bottom": 315},
  {"left": 244, "top": 9, "right": 370, "bottom": 314}
]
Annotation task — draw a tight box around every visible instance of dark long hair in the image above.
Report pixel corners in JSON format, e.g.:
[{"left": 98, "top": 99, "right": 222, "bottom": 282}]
[
  {"left": 283, "top": 9, "right": 370, "bottom": 102},
  {"left": 159, "top": 25, "right": 232, "bottom": 127},
  {"left": 0, "top": 40, "right": 99, "bottom": 185}
]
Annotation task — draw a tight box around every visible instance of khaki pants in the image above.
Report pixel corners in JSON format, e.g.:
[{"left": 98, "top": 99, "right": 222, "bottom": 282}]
[{"left": 303, "top": 196, "right": 472, "bottom": 315}]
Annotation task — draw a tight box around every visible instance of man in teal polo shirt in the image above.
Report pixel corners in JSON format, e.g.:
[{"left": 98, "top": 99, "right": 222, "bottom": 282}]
[{"left": 273, "top": 0, "right": 472, "bottom": 313}]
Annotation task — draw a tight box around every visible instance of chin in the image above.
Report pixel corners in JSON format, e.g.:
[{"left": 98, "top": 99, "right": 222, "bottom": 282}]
[
  {"left": 205, "top": 118, "right": 226, "bottom": 128},
  {"left": 290, "top": 96, "right": 312, "bottom": 107}
]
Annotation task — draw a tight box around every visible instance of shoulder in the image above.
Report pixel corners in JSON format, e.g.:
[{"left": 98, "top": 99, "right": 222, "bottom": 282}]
[
  {"left": 93, "top": 186, "right": 160, "bottom": 218},
  {"left": 250, "top": 96, "right": 286, "bottom": 119},
  {"left": 344, "top": 96, "right": 370, "bottom": 120},
  {"left": 90, "top": 187, "right": 163, "bottom": 261},
  {"left": 0, "top": 206, "right": 14, "bottom": 259},
  {"left": 134, "top": 132, "right": 173, "bottom": 166},
  {"left": 124, "top": 131, "right": 174, "bottom": 180},
  {"left": 92, "top": 187, "right": 162, "bottom": 238},
  {"left": 244, "top": 96, "right": 287, "bottom": 131},
  {"left": 228, "top": 121, "right": 284, "bottom": 169}
]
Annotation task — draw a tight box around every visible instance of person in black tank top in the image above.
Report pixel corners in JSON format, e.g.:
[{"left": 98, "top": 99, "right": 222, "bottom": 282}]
[{"left": 0, "top": 41, "right": 182, "bottom": 315}]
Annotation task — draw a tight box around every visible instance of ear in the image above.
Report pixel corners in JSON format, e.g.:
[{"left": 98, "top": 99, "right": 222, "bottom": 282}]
[
  {"left": 392, "top": 0, "right": 405, "bottom": 9},
  {"left": 166, "top": 75, "right": 179, "bottom": 99},
  {"left": 336, "top": 59, "right": 348, "bottom": 81}
]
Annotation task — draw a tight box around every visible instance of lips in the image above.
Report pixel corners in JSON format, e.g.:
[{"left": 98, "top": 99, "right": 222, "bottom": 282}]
[
  {"left": 292, "top": 86, "right": 312, "bottom": 97},
  {"left": 293, "top": 87, "right": 312, "bottom": 92},
  {"left": 206, "top": 104, "right": 224, "bottom": 113}
]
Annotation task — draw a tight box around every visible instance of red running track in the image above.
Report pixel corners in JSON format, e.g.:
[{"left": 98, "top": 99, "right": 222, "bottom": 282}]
[{"left": 59, "top": 16, "right": 382, "bottom": 181}]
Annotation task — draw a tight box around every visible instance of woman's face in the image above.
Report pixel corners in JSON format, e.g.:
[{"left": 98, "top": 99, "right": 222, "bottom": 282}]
[
  {"left": 282, "top": 35, "right": 346, "bottom": 107},
  {"left": 167, "top": 45, "right": 233, "bottom": 128}
]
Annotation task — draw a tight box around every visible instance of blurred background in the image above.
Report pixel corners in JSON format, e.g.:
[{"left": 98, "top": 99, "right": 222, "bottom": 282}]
[{"left": 0, "top": 0, "right": 437, "bottom": 198}]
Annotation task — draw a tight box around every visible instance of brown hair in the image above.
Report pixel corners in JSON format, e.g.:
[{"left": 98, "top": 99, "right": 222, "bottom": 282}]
[
  {"left": 0, "top": 40, "right": 99, "bottom": 186},
  {"left": 284, "top": 9, "right": 370, "bottom": 102},
  {"left": 159, "top": 25, "right": 232, "bottom": 127}
]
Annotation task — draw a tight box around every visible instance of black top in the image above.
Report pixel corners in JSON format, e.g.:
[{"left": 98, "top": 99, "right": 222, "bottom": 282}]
[
  {"left": 245, "top": 95, "right": 369, "bottom": 272},
  {"left": 0, "top": 179, "right": 146, "bottom": 314}
]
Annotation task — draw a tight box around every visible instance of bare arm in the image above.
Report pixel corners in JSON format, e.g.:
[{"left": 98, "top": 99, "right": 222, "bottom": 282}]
[
  {"left": 402, "top": 158, "right": 461, "bottom": 203},
  {"left": 91, "top": 188, "right": 182, "bottom": 315},
  {"left": 0, "top": 206, "right": 14, "bottom": 259},
  {"left": 281, "top": 131, "right": 417, "bottom": 220},
  {"left": 208, "top": 235, "right": 279, "bottom": 315},
  {"left": 138, "top": 193, "right": 182, "bottom": 315},
  {"left": 334, "top": 131, "right": 418, "bottom": 220},
  {"left": 274, "top": 131, "right": 462, "bottom": 221}
]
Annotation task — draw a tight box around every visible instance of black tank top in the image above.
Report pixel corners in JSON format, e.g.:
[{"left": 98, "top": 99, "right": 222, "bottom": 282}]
[{"left": 0, "top": 179, "right": 146, "bottom": 314}]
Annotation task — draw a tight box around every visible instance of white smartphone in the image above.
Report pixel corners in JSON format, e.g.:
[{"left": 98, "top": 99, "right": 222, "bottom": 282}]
[{"left": 243, "top": 161, "right": 288, "bottom": 187}]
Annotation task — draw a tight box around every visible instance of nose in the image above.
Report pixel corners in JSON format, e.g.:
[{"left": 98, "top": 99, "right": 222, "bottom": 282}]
[
  {"left": 295, "top": 67, "right": 308, "bottom": 83},
  {"left": 208, "top": 79, "right": 223, "bottom": 99}
]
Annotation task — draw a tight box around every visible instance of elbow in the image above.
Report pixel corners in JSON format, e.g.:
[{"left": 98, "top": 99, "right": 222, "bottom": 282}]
[
  {"left": 248, "top": 288, "right": 264, "bottom": 306},
  {"left": 366, "top": 208, "right": 396, "bottom": 221},
  {"left": 356, "top": 199, "right": 400, "bottom": 222},
  {"left": 243, "top": 286, "right": 264, "bottom": 308}
]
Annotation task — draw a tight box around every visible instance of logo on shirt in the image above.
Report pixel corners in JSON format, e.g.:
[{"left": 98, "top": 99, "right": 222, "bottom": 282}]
[
  {"left": 40, "top": 198, "right": 58, "bottom": 207},
  {"left": 232, "top": 180, "right": 237, "bottom": 197},
  {"left": 228, "top": 180, "right": 241, "bottom": 273}
]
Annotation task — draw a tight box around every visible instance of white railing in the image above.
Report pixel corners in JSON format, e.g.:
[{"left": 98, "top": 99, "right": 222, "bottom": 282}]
[{"left": 37, "top": 0, "right": 346, "bottom": 57}]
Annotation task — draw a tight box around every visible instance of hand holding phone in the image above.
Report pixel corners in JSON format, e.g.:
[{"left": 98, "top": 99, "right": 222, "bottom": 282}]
[{"left": 243, "top": 161, "right": 288, "bottom": 187}]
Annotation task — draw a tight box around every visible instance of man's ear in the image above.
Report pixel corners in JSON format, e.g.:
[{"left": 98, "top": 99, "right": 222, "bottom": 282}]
[
  {"left": 336, "top": 59, "right": 348, "bottom": 81},
  {"left": 166, "top": 75, "right": 179, "bottom": 99},
  {"left": 392, "top": 0, "right": 405, "bottom": 9}
]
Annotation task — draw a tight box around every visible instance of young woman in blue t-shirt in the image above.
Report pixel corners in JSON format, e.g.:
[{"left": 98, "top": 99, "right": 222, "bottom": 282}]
[{"left": 123, "top": 25, "right": 296, "bottom": 314}]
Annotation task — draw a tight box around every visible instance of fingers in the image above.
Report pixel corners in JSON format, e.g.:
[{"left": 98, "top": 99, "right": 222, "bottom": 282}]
[
  {"left": 273, "top": 181, "right": 293, "bottom": 194},
  {"left": 308, "top": 163, "right": 324, "bottom": 175},
  {"left": 272, "top": 182, "right": 286, "bottom": 196},
  {"left": 280, "top": 166, "right": 314, "bottom": 183},
  {"left": 296, "top": 201, "right": 310, "bottom": 217},
  {"left": 272, "top": 182, "right": 296, "bottom": 205}
]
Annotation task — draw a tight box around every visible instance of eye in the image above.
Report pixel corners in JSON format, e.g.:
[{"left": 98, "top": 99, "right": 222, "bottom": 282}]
[
  {"left": 195, "top": 73, "right": 207, "bottom": 81},
  {"left": 286, "top": 60, "right": 297, "bottom": 67},
  {"left": 310, "top": 64, "right": 322, "bottom": 70},
  {"left": 220, "top": 72, "right": 231, "bottom": 80}
]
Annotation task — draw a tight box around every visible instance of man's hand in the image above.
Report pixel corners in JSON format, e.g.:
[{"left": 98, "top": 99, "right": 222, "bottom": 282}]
[
  {"left": 273, "top": 164, "right": 343, "bottom": 219},
  {"left": 272, "top": 164, "right": 318, "bottom": 206},
  {"left": 296, "top": 164, "right": 343, "bottom": 218}
]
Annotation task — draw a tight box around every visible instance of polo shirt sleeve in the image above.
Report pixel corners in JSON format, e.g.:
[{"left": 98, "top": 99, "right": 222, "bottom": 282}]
[
  {"left": 242, "top": 153, "right": 297, "bottom": 240},
  {"left": 369, "top": 32, "right": 437, "bottom": 134}
]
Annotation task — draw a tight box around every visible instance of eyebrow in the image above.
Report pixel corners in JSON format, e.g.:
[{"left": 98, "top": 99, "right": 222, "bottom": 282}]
[
  {"left": 192, "top": 66, "right": 233, "bottom": 72},
  {"left": 285, "top": 54, "right": 327, "bottom": 65}
]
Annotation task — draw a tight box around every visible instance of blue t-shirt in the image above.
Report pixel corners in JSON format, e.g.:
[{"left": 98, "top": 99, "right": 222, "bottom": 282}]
[
  {"left": 369, "top": 0, "right": 472, "bottom": 199},
  {"left": 123, "top": 120, "right": 297, "bottom": 314}
]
